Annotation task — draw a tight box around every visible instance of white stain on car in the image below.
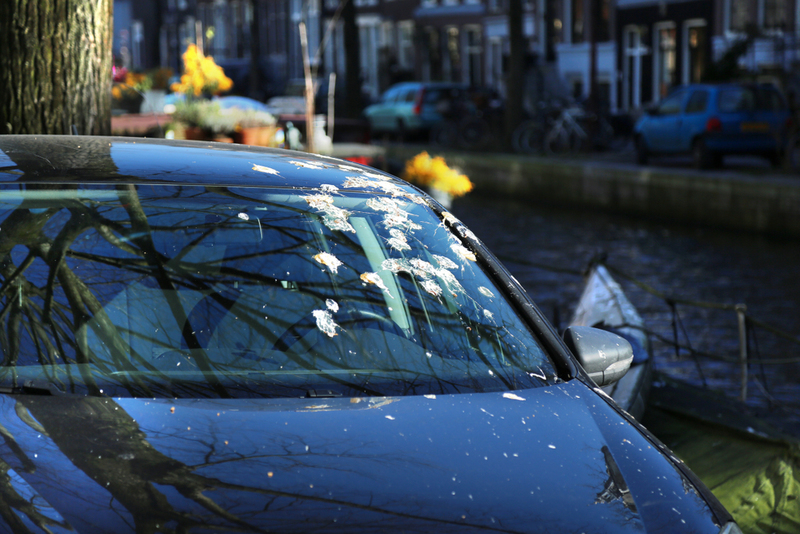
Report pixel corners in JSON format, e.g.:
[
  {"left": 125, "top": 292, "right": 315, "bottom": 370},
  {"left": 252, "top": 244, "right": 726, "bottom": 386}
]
[{"left": 314, "top": 252, "right": 343, "bottom": 274}]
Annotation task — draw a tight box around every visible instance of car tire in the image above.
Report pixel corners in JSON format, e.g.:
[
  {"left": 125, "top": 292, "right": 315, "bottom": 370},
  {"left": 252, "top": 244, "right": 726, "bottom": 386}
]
[
  {"left": 692, "top": 138, "right": 715, "bottom": 170},
  {"left": 635, "top": 136, "right": 649, "bottom": 165},
  {"left": 768, "top": 150, "right": 783, "bottom": 168}
]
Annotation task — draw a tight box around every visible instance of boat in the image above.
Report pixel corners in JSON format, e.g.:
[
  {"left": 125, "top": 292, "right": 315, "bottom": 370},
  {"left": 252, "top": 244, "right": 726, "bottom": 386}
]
[
  {"left": 569, "top": 263, "right": 653, "bottom": 420},
  {"left": 569, "top": 264, "right": 800, "bottom": 533}
]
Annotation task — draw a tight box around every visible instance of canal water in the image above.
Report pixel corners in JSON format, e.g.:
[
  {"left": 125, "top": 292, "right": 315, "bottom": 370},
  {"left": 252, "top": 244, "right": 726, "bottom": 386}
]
[{"left": 453, "top": 195, "right": 800, "bottom": 430}]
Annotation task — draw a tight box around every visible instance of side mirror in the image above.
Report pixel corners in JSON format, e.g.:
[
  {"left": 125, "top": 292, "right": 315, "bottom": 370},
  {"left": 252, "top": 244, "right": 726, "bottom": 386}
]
[{"left": 562, "top": 326, "right": 634, "bottom": 386}]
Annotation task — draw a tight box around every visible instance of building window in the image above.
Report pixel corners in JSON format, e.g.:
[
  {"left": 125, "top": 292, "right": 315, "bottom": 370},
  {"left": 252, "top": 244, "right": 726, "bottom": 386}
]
[
  {"left": 685, "top": 22, "right": 707, "bottom": 84},
  {"left": 596, "top": 0, "right": 610, "bottom": 42},
  {"left": 444, "top": 26, "right": 461, "bottom": 82},
  {"left": 398, "top": 21, "right": 415, "bottom": 70},
  {"left": 655, "top": 25, "right": 676, "bottom": 98},
  {"left": 727, "top": 0, "right": 748, "bottom": 33},
  {"left": 572, "top": 0, "right": 584, "bottom": 43},
  {"left": 465, "top": 26, "right": 482, "bottom": 86},
  {"left": 552, "top": 0, "right": 563, "bottom": 45},
  {"left": 424, "top": 27, "right": 442, "bottom": 81},
  {"left": 764, "top": 0, "right": 787, "bottom": 30}
]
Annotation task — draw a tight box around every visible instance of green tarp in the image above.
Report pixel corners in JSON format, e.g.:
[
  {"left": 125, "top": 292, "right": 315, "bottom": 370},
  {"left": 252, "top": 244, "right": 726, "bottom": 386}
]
[{"left": 643, "top": 376, "right": 800, "bottom": 534}]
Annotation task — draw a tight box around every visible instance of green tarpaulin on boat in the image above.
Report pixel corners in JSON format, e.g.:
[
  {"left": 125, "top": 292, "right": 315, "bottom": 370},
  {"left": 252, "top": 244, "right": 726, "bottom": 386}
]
[{"left": 643, "top": 376, "right": 800, "bottom": 534}]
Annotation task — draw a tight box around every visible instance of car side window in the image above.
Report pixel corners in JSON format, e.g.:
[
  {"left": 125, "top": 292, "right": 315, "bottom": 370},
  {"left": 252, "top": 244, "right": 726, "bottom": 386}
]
[
  {"left": 403, "top": 89, "right": 417, "bottom": 103},
  {"left": 756, "top": 87, "right": 785, "bottom": 111},
  {"left": 657, "top": 91, "right": 684, "bottom": 115},
  {"left": 685, "top": 90, "right": 709, "bottom": 114},
  {"left": 718, "top": 87, "right": 755, "bottom": 112}
]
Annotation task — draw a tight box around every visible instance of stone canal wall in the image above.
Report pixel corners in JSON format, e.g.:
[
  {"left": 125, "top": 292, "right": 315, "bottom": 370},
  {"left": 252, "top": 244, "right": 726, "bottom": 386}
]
[{"left": 383, "top": 146, "right": 800, "bottom": 237}]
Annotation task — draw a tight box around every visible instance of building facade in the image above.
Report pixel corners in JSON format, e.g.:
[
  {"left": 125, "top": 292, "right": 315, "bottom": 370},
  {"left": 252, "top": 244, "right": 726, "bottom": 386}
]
[{"left": 115, "top": 0, "right": 800, "bottom": 114}]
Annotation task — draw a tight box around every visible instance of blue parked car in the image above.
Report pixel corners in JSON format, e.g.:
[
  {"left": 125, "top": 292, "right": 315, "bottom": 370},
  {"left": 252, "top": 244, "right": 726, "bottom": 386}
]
[
  {"left": 634, "top": 83, "right": 792, "bottom": 169},
  {"left": 363, "top": 82, "right": 468, "bottom": 139}
]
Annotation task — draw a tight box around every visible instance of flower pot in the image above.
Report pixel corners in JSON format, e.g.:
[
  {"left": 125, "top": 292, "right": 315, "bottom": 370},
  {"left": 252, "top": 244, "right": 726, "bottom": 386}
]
[
  {"left": 183, "top": 126, "right": 209, "bottom": 141},
  {"left": 234, "top": 126, "right": 278, "bottom": 147}
]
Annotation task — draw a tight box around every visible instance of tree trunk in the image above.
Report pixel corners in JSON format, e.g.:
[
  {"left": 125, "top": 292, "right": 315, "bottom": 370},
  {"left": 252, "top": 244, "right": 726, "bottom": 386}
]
[
  {"left": 0, "top": 0, "right": 113, "bottom": 135},
  {"left": 342, "top": 0, "right": 362, "bottom": 119},
  {"left": 504, "top": 0, "right": 525, "bottom": 147},
  {"left": 248, "top": 0, "right": 262, "bottom": 100}
]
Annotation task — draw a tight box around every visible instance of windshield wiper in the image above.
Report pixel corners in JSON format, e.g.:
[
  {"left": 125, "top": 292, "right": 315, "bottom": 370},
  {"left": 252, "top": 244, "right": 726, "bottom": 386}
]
[{"left": 0, "top": 380, "right": 65, "bottom": 396}]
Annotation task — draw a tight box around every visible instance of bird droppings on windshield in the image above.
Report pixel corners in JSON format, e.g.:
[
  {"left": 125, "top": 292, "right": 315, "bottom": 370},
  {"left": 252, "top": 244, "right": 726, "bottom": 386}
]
[
  {"left": 421, "top": 279, "right": 443, "bottom": 297},
  {"left": 342, "top": 176, "right": 408, "bottom": 197},
  {"left": 314, "top": 252, "right": 343, "bottom": 274},
  {"left": 451, "top": 244, "right": 477, "bottom": 262},
  {"left": 359, "top": 272, "right": 393, "bottom": 298},
  {"left": 251, "top": 164, "right": 280, "bottom": 175},
  {"left": 433, "top": 255, "right": 459, "bottom": 270},
  {"left": 312, "top": 309, "right": 340, "bottom": 337},
  {"left": 503, "top": 393, "right": 526, "bottom": 401},
  {"left": 386, "top": 228, "right": 411, "bottom": 252},
  {"left": 479, "top": 286, "right": 495, "bottom": 298},
  {"left": 303, "top": 193, "right": 355, "bottom": 233},
  {"left": 288, "top": 159, "right": 325, "bottom": 170},
  {"left": 325, "top": 299, "right": 339, "bottom": 313},
  {"left": 366, "top": 197, "right": 422, "bottom": 232},
  {"left": 319, "top": 184, "right": 339, "bottom": 195}
]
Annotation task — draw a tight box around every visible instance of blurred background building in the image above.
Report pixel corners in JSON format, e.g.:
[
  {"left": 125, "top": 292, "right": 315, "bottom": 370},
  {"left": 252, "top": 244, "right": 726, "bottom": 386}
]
[{"left": 113, "top": 0, "right": 800, "bottom": 113}]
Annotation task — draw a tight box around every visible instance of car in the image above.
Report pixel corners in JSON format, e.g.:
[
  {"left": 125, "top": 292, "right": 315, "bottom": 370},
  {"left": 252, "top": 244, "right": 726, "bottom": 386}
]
[
  {"left": 363, "top": 82, "right": 469, "bottom": 139},
  {"left": 0, "top": 135, "right": 741, "bottom": 534},
  {"left": 634, "top": 82, "right": 792, "bottom": 169}
]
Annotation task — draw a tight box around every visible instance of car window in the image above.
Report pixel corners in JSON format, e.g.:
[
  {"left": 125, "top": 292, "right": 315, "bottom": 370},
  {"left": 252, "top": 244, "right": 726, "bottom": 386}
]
[
  {"left": 0, "top": 184, "right": 558, "bottom": 399},
  {"left": 756, "top": 86, "right": 786, "bottom": 111},
  {"left": 657, "top": 90, "right": 684, "bottom": 115},
  {"left": 685, "top": 90, "right": 709, "bottom": 114},
  {"left": 718, "top": 87, "right": 755, "bottom": 112},
  {"left": 403, "top": 88, "right": 418, "bottom": 103}
]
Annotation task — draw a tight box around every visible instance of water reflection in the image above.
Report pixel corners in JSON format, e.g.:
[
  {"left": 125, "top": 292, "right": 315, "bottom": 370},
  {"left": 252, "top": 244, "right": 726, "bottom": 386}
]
[{"left": 455, "top": 194, "right": 800, "bottom": 427}]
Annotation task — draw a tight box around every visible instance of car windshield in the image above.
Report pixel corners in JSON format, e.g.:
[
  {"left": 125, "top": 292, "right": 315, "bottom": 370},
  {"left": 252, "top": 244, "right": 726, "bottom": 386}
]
[{"left": 0, "top": 183, "right": 557, "bottom": 399}]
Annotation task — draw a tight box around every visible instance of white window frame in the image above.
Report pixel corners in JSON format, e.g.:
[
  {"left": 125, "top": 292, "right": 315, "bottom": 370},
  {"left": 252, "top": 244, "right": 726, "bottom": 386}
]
[{"left": 623, "top": 25, "right": 648, "bottom": 110}]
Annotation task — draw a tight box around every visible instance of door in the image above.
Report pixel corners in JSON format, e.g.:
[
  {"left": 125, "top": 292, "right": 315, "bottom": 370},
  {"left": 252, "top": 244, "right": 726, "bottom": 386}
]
[{"left": 645, "top": 89, "right": 685, "bottom": 153}]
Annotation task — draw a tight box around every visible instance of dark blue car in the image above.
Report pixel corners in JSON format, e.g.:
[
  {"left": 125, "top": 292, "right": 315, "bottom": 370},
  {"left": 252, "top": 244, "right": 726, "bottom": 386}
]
[
  {"left": 0, "top": 136, "right": 742, "bottom": 534},
  {"left": 634, "top": 83, "right": 792, "bottom": 169}
]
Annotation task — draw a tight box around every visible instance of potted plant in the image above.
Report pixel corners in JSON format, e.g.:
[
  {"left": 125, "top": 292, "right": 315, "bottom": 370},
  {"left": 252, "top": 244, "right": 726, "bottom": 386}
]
[{"left": 231, "top": 109, "right": 278, "bottom": 146}]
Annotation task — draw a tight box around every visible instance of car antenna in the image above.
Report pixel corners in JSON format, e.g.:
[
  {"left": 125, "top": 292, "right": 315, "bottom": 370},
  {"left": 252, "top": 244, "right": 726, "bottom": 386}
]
[{"left": 71, "top": 124, "right": 79, "bottom": 135}]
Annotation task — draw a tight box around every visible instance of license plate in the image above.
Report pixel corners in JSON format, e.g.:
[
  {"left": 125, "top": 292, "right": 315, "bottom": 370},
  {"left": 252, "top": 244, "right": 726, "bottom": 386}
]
[{"left": 740, "top": 122, "right": 770, "bottom": 133}]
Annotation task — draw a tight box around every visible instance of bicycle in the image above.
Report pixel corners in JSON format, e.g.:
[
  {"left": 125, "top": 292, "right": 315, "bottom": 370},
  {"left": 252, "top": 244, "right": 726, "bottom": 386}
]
[{"left": 543, "top": 106, "right": 587, "bottom": 154}]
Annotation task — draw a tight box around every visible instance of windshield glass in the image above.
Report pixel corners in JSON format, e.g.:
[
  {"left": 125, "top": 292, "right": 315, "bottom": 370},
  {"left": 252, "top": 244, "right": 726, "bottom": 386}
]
[{"left": 0, "top": 183, "right": 557, "bottom": 398}]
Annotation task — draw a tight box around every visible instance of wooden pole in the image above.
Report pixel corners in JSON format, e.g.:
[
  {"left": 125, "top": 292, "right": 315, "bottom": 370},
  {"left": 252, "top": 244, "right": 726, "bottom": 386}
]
[
  {"left": 299, "top": 22, "right": 316, "bottom": 154},
  {"left": 327, "top": 72, "right": 336, "bottom": 142},
  {"left": 736, "top": 304, "right": 748, "bottom": 401}
]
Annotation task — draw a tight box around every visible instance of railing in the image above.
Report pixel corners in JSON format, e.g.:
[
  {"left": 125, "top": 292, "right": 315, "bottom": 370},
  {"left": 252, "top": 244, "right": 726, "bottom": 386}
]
[{"left": 501, "top": 256, "right": 800, "bottom": 403}]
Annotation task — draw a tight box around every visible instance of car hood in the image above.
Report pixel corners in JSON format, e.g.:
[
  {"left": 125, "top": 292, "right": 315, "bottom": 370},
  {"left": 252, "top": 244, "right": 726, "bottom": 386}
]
[{"left": 0, "top": 381, "right": 721, "bottom": 533}]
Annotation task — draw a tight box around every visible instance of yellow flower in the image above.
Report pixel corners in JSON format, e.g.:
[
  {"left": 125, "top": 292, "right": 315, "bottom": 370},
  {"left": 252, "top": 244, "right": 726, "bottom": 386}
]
[
  {"left": 402, "top": 152, "right": 473, "bottom": 197},
  {"left": 172, "top": 44, "right": 233, "bottom": 97}
]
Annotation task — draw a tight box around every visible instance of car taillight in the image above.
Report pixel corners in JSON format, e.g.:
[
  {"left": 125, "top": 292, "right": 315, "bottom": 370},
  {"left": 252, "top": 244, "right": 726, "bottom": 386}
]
[
  {"left": 706, "top": 117, "right": 722, "bottom": 133},
  {"left": 413, "top": 89, "right": 424, "bottom": 115}
]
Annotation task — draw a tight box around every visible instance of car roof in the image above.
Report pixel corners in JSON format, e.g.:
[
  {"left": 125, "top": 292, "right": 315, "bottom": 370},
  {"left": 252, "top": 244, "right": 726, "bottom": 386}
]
[{"left": 0, "top": 135, "right": 413, "bottom": 192}]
